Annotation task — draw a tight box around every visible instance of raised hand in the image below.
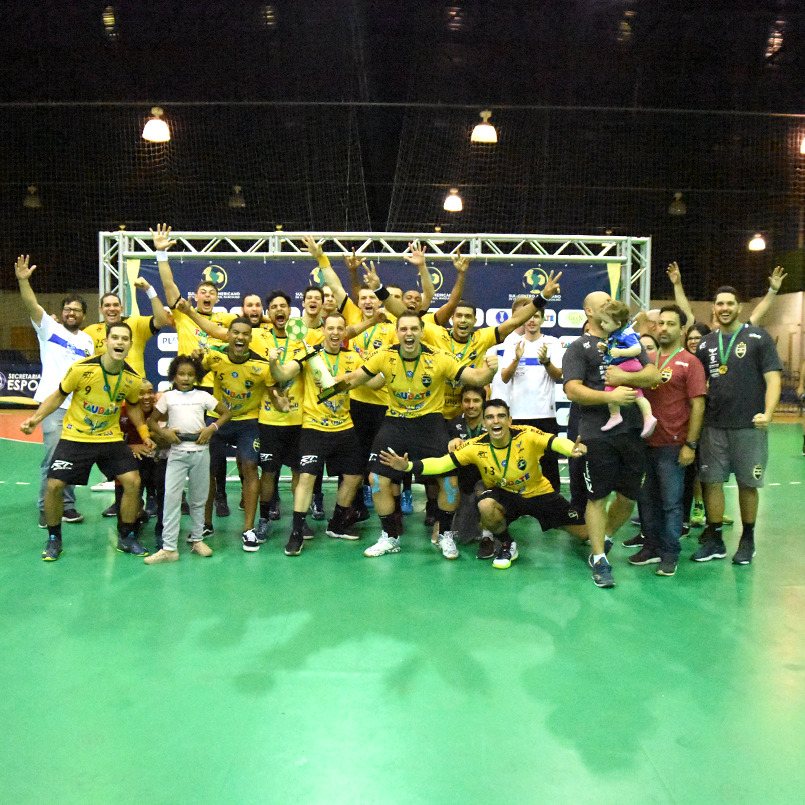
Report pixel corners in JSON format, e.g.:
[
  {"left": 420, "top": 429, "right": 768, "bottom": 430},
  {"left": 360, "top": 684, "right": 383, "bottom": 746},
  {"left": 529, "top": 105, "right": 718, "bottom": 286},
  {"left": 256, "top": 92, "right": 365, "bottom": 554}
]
[
  {"left": 451, "top": 248, "right": 470, "bottom": 274},
  {"left": 150, "top": 223, "right": 176, "bottom": 252},
  {"left": 541, "top": 270, "right": 562, "bottom": 299},
  {"left": 666, "top": 261, "right": 682, "bottom": 286},
  {"left": 769, "top": 265, "right": 787, "bottom": 292},
  {"left": 344, "top": 248, "right": 365, "bottom": 273},
  {"left": 302, "top": 235, "right": 325, "bottom": 260},
  {"left": 485, "top": 353, "right": 499, "bottom": 372},
  {"left": 404, "top": 241, "right": 426, "bottom": 268},
  {"left": 133, "top": 277, "right": 151, "bottom": 292},
  {"left": 175, "top": 297, "right": 192, "bottom": 314},
  {"left": 514, "top": 340, "right": 525, "bottom": 361},
  {"left": 363, "top": 261, "right": 380, "bottom": 290},
  {"left": 15, "top": 255, "right": 36, "bottom": 281},
  {"left": 537, "top": 342, "right": 549, "bottom": 364}
]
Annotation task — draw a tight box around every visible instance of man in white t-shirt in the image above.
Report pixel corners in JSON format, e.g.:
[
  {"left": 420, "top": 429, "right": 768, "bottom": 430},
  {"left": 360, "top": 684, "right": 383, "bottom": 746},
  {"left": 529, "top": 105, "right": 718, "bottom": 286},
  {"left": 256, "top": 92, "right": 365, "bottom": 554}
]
[
  {"left": 15, "top": 255, "right": 94, "bottom": 527},
  {"left": 489, "top": 295, "right": 532, "bottom": 403},
  {"left": 500, "top": 306, "right": 563, "bottom": 492}
]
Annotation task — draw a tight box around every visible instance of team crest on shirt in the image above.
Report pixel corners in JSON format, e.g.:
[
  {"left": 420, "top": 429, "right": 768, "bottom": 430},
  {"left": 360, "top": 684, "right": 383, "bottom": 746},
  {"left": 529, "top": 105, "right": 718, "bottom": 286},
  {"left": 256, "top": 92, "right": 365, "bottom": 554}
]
[
  {"left": 517, "top": 459, "right": 527, "bottom": 471},
  {"left": 231, "top": 371, "right": 239, "bottom": 378},
  {"left": 245, "top": 380, "right": 253, "bottom": 389},
  {"left": 660, "top": 367, "right": 673, "bottom": 383},
  {"left": 752, "top": 464, "right": 763, "bottom": 480},
  {"left": 468, "top": 350, "right": 477, "bottom": 360},
  {"left": 736, "top": 342, "right": 746, "bottom": 358},
  {"left": 421, "top": 375, "right": 432, "bottom": 387}
]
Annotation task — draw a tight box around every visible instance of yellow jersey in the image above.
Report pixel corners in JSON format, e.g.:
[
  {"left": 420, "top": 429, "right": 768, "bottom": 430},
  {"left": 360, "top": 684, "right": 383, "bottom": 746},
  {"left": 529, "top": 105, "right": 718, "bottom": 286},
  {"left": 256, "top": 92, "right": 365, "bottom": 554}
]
[
  {"left": 349, "top": 320, "right": 396, "bottom": 407},
  {"left": 58, "top": 355, "right": 142, "bottom": 442},
  {"left": 258, "top": 333, "right": 308, "bottom": 427},
  {"left": 83, "top": 316, "right": 157, "bottom": 379},
  {"left": 300, "top": 348, "right": 363, "bottom": 431},
  {"left": 201, "top": 347, "right": 273, "bottom": 421},
  {"left": 361, "top": 344, "right": 464, "bottom": 418},
  {"left": 341, "top": 297, "right": 364, "bottom": 328}
]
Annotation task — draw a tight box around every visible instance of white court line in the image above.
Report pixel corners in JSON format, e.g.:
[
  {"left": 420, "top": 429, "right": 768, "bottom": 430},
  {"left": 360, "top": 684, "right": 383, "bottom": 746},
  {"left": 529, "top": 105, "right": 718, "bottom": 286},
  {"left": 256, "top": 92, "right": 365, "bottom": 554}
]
[
  {"left": 769, "top": 483, "right": 781, "bottom": 486},
  {"left": 15, "top": 482, "right": 30, "bottom": 485}
]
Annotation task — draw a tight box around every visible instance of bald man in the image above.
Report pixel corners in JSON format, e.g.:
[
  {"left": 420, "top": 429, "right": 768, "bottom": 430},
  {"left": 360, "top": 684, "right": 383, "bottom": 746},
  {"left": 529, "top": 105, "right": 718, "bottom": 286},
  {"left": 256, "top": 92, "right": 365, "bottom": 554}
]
[{"left": 562, "top": 291, "right": 660, "bottom": 588}]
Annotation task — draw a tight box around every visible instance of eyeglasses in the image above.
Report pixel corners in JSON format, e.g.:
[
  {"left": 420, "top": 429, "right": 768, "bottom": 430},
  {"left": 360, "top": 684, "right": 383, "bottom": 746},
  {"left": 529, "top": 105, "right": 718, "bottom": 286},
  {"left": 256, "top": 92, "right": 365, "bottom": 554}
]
[{"left": 62, "top": 306, "right": 84, "bottom": 314}]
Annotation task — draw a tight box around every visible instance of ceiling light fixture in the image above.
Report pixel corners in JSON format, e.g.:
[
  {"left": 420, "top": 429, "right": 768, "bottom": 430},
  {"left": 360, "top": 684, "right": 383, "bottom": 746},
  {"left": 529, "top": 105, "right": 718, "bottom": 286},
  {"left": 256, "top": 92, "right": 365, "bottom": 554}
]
[
  {"left": 142, "top": 107, "right": 170, "bottom": 142},
  {"left": 443, "top": 188, "right": 463, "bottom": 212},
  {"left": 668, "top": 192, "right": 687, "bottom": 216},
  {"left": 228, "top": 185, "right": 246, "bottom": 209},
  {"left": 748, "top": 233, "right": 766, "bottom": 251},
  {"left": 23, "top": 185, "right": 42, "bottom": 209},
  {"left": 471, "top": 110, "right": 497, "bottom": 143}
]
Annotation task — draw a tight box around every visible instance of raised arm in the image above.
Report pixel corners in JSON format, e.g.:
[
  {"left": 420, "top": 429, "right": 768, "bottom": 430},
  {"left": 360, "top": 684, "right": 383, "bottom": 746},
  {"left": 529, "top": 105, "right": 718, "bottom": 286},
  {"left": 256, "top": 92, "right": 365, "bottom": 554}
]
[
  {"left": 363, "top": 261, "right": 408, "bottom": 319},
  {"left": 133, "top": 277, "right": 169, "bottom": 329},
  {"left": 666, "top": 262, "right": 695, "bottom": 328},
  {"left": 174, "top": 297, "right": 228, "bottom": 341},
  {"left": 497, "top": 271, "right": 562, "bottom": 340},
  {"left": 404, "top": 242, "right": 435, "bottom": 309},
  {"left": 15, "top": 255, "right": 46, "bottom": 326},
  {"left": 750, "top": 266, "right": 787, "bottom": 326},
  {"left": 432, "top": 250, "right": 469, "bottom": 326},
  {"left": 150, "top": 223, "right": 180, "bottom": 308},
  {"left": 344, "top": 249, "right": 366, "bottom": 301},
  {"left": 501, "top": 340, "right": 525, "bottom": 383},
  {"left": 303, "top": 236, "right": 347, "bottom": 307},
  {"left": 268, "top": 349, "right": 302, "bottom": 384}
]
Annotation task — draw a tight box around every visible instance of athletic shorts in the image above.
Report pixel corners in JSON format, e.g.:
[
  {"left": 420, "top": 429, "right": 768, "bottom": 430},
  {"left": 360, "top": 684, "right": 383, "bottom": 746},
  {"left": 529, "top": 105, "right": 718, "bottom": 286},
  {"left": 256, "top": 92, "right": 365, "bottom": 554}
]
[
  {"left": 583, "top": 432, "right": 645, "bottom": 501},
  {"left": 298, "top": 427, "right": 363, "bottom": 477},
  {"left": 258, "top": 423, "right": 301, "bottom": 473},
  {"left": 209, "top": 419, "right": 259, "bottom": 466},
  {"left": 368, "top": 412, "right": 452, "bottom": 482},
  {"left": 479, "top": 487, "right": 585, "bottom": 530},
  {"left": 699, "top": 426, "right": 768, "bottom": 488},
  {"left": 350, "top": 400, "right": 388, "bottom": 464},
  {"left": 47, "top": 439, "right": 139, "bottom": 486}
]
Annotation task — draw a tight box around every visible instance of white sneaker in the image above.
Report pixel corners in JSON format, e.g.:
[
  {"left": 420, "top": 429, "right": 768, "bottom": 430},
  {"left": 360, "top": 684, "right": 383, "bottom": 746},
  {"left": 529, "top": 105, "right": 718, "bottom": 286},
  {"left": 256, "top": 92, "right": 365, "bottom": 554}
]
[
  {"left": 242, "top": 529, "right": 260, "bottom": 552},
  {"left": 493, "top": 541, "right": 519, "bottom": 569},
  {"left": 364, "top": 535, "right": 400, "bottom": 557},
  {"left": 437, "top": 531, "right": 459, "bottom": 560}
]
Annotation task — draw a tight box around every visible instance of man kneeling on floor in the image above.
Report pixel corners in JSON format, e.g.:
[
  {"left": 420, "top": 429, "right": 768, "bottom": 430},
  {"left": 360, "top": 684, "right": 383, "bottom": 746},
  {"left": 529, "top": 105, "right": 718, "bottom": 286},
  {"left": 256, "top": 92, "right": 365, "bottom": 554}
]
[{"left": 379, "top": 399, "right": 588, "bottom": 569}]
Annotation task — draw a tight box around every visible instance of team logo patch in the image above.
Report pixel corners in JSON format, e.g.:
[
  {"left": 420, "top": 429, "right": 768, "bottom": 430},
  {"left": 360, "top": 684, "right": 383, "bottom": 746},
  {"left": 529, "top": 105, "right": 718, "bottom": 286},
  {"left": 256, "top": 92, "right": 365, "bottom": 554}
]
[
  {"left": 300, "top": 455, "right": 317, "bottom": 466},
  {"left": 50, "top": 460, "right": 74, "bottom": 472},
  {"left": 660, "top": 367, "right": 673, "bottom": 383},
  {"left": 231, "top": 372, "right": 239, "bottom": 378},
  {"left": 522, "top": 266, "right": 549, "bottom": 293},
  {"left": 517, "top": 459, "right": 527, "bottom": 471},
  {"left": 752, "top": 464, "right": 763, "bottom": 480},
  {"left": 736, "top": 342, "right": 746, "bottom": 359},
  {"left": 421, "top": 375, "right": 432, "bottom": 387},
  {"left": 245, "top": 380, "right": 253, "bottom": 389},
  {"left": 253, "top": 439, "right": 260, "bottom": 453},
  {"left": 202, "top": 264, "right": 228, "bottom": 291}
]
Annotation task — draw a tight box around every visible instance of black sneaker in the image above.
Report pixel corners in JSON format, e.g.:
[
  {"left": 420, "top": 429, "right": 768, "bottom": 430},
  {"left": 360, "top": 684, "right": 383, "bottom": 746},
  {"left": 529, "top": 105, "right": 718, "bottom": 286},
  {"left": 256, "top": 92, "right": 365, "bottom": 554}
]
[
  {"left": 326, "top": 520, "right": 361, "bottom": 540},
  {"left": 117, "top": 534, "right": 149, "bottom": 556},
  {"left": 268, "top": 499, "right": 281, "bottom": 520},
  {"left": 476, "top": 536, "right": 495, "bottom": 560},
  {"left": 241, "top": 529, "right": 260, "bottom": 552},
  {"left": 493, "top": 541, "right": 518, "bottom": 569},
  {"left": 302, "top": 521, "right": 315, "bottom": 540},
  {"left": 628, "top": 546, "right": 661, "bottom": 565},
  {"left": 42, "top": 536, "right": 62, "bottom": 561},
  {"left": 285, "top": 531, "right": 305, "bottom": 556},
  {"left": 102, "top": 503, "right": 119, "bottom": 518},
  {"left": 214, "top": 495, "right": 229, "bottom": 517},
  {"left": 309, "top": 494, "right": 325, "bottom": 521},
  {"left": 732, "top": 538, "right": 756, "bottom": 565},
  {"left": 587, "top": 539, "right": 613, "bottom": 567},
  {"left": 202, "top": 522, "right": 214, "bottom": 538},
  {"left": 680, "top": 523, "right": 690, "bottom": 539},
  {"left": 591, "top": 557, "right": 615, "bottom": 588},
  {"left": 691, "top": 540, "right": 727, "bottom": 562},
  {"left": 62, "top": 508, "right": 84, "bottom": 523},
  {"left": 352, "top": 506, "right": 371, "bottom": 523},
  {"left": 622, "top": 533, "right": 644, "bottom": 548},
  {"left": 144, "top": 496, "right": 158, "bottom": 518},
  {"left": 655, "top": 558, "right": 677, "bottom": 576}
]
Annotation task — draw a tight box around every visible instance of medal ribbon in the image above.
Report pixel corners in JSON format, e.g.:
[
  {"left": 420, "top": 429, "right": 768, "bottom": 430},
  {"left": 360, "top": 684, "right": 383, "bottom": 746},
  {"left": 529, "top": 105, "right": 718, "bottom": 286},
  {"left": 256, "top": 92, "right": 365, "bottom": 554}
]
[
  {"left": 100, "top": 361, "right": 123, "bottom": 404},
  {"left": 656, "top": 347, "right": 682, "bottom": 373},
  {"left": 490, "top": 438, "right": 514, "bottom": 482},
  {"left": 718, "top": 324, "right": 744, "bottom": 368}
]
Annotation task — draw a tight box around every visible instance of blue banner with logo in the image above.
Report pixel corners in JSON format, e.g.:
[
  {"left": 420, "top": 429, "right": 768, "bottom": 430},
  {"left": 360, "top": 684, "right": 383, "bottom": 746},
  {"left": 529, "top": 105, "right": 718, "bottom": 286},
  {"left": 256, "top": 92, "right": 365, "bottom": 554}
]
[{"left": 124, "top": 255, "right": 614, "bottom": 429}]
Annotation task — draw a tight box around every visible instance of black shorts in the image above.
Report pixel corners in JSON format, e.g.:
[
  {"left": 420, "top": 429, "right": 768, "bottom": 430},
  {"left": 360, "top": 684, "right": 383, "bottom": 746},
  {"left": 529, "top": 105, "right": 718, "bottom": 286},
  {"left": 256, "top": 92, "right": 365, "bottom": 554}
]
[
  {"left": 368, "top": 412, "right": 452, "bottom": 482},
  {"left": 583, "top": 432, "right": 645, "bottom": 501},
  {"left": 298, "top": 427, "right": 363, "bottom": 477},
  {"left": 258, "top": 423, "right": 301, "bottom": 473},
  {"left": 210, "top": 419, "right": 259, "bottom": 466},
  {"left": 47, "top": 439, "right": 140, "bottom": 486},
  {"left": 350, "top": 400, "right": 388, "bottom": 464},
  {"left": 479, "top": 488, "right": 585, "bottom": 530}
]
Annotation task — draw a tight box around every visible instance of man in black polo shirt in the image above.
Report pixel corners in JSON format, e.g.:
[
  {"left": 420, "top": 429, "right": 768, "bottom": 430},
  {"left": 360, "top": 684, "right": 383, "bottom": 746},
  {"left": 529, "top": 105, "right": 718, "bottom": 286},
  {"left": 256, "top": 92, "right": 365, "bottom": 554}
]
[{"left": 563, "top": 291, "right": 660, "bottom": 588}]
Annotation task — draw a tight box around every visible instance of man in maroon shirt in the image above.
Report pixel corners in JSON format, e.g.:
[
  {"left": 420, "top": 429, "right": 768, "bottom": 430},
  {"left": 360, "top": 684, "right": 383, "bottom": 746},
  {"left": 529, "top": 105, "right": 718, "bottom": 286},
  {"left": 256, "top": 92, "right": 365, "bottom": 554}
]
[{"left": 623, "top": 304, "right": 706, "bottom": 576}]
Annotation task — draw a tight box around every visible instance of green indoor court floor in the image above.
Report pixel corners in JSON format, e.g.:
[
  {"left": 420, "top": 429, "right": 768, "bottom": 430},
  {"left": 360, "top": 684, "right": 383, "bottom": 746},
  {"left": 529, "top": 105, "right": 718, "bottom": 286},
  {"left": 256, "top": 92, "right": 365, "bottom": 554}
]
[{"left": 1, "top": 424, "right": 804, "bottom": 804}]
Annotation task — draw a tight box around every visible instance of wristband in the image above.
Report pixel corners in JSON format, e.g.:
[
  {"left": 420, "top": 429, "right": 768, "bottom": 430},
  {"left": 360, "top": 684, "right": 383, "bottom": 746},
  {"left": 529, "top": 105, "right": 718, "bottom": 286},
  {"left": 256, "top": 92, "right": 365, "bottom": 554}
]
[
  {"left": 212, "top": 421, "right": 219, "bottom": 430},
  {"left": 532, "top": 292, "right": 548, "bottom": 310},
  {"left": 768, "top": 287, "right": 778, "bottom": 294},
  {"left": 136, "top": 424, "right": 150, "bottom": 441},
  {"left": 375, "top": 285, "right": 390, "bottom": 301},
  {"left": 155, "top": 250, "right": 169, "bottom": 261},
  {"left": 145, "top": 286, "right": 157, "bottom": 299},
  {"left": 316, "top": 254, "right": 331, "bottom": 269},
  {"left": 411, "top": 459, "right": 424, "bottom": 475}
]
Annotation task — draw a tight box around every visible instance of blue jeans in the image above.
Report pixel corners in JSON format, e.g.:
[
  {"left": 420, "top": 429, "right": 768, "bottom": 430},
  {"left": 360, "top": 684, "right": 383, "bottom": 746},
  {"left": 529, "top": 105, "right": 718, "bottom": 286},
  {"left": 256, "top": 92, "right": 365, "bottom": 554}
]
[
  {"left": 640, "top": 445, "right": 685, "bottom": 560},
  {"left": 38, "top": 408, "right": 76, "bottom": 512}
]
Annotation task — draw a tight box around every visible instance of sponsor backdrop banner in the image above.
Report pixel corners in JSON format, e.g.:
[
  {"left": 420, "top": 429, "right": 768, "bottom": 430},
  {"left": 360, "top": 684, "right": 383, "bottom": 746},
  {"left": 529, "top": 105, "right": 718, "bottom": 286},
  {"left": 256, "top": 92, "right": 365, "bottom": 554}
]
[
  {"left": 0, "top": 363, "right": 41, "bottom": 404},
  {"left": 126, "top": 256, "right": 614, "bottom": 429}
]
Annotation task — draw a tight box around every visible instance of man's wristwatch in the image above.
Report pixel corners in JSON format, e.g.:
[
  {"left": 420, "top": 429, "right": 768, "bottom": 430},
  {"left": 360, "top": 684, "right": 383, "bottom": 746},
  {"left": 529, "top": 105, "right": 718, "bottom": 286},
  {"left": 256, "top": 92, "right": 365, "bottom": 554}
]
[{"left": 685, "top": 441, "right": 698, "bottom": 450}]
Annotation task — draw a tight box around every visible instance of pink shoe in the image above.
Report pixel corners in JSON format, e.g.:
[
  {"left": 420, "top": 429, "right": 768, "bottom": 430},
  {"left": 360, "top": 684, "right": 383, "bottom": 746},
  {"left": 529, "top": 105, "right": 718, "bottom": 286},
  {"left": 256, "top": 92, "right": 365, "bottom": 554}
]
[
  {"left": 601, "top": 414, "right": 623, "bottom": 432},
  {"left": 641, "top": 415, "right": 658, "bottom": 438}
]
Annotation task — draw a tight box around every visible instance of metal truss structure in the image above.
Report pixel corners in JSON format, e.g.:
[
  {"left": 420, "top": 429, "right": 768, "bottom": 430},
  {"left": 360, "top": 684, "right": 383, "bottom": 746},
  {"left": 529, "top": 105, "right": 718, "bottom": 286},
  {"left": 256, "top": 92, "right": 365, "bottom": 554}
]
[{"left": 99, "top": 230, "right": 651, "bottom": 310}]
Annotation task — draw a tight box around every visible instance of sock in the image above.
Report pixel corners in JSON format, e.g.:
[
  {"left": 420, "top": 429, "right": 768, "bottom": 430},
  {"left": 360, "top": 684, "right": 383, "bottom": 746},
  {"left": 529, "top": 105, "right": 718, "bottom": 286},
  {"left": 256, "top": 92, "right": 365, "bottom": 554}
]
[
  {"left": 592, "top": 553, "right": 606, "bottom": 564},
  {"left": 292, "top": 511, "right": 306, "bottom": 534},
  {"left": 742, "top": 522, "right": 755, "bottom": 542},
  {"left": 437, "top": 507, "right": 453, "bottom": 534},
  {"left": 48, "top": 523, "right": 62, "bottom": 540},
  {"left": 707, "top": 522, "right": 724, "bottom": 543},
  {"left": 260, "top": 501, "right": 271, "bottom": 519},
  {"left": 393, "top": 494, "right": 402, "bottom": 515},
  {"left": 498, "top": 528, "right": 512, "bottom": 547},
  {"left": 380, "top": 513, "right": 399, "bottom": 539},
  {"left": 118, "top": 521, "right": 136, "bottom": 539}
]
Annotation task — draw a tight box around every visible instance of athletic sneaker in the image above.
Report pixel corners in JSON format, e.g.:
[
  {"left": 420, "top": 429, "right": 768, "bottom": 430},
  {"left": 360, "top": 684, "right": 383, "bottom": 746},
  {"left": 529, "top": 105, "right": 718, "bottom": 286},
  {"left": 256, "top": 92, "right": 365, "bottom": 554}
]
[
  {"left": 722, "top": 515, "right": 734, "bottom": 526},
  {"left": 630, "top": 515, "right": 641, "bottom": 526},
  {"left": 102, "top": 503, "right": 119, "bottom": 518},
  {"left": 117, "top": 534, "right": 149, "bottom": 556},
  {"left": 62, "top": 508, "right": 84, "bottom": 524},
  {"left": 302, "top": 521, "right": 315, "bottom": 540},
  {"left": 144, "top": 548, "right": 179, "bottom": 564},
  {"left": 362, "top": 485, "right": 374, "bottom": 510},
  {"left": 681, "top": 523, "right": 690, "bottom": 539},
  {"left": 190, "top": 540, "right": 213, "bottom": 557},
  {"left": 202, "top": 522, "right": 214, "bottom": 538},
  {"left": 690, "top": 501, "right": 706, "bottom": 527},
  {"left": 401, "top": 489, "right": 414, "bottom": 515},
  {"left": 622, "top": 533, "right": 644, "bottom": 548},
  {"left": 587, "top": 539, "right": 614, "bottom": 567},
  {"left": 38, "top": 512, "right": 47, "bottom": 528},
  {"left": 214, "top": 495, "right": 229, "bottom": 517},
  {"left": 242, "top": 529, "right": 260, "bottom": 552},
  {"left": 476, "top": 536, "right": 496, "bottom": 560},
  {"left": 493, "top": 541, "right": 518, "bottom": 569},
  {"left": 691, "top": 540, "right": 727, "bottom": 562},
  {"left": 42, "top": 536, "right": 62, "bottom": 561},
  {"left": 732, "top": 538, "right": 756, "bottom": 565},
  {"left": 655, "top": 558, "right": 677, "bottom": 576},
  {"left": 628, "top": 546, "right": 661, "bottom": 565},
  {"left": 326, "top": 520, "right": 361, "bottom": 540},
  {"left": 144, "top": 496, "right": 158, "bottom": 518},
  {"left": 255, "top": 517, "right": 270, "bottom": 543},
  {"left": 310, "top": 494, "right": 326, "bottom": 521},
  {"left": 353, "top": 506, "right": 371, "bottom": 523},
  {"left": 268, "top": 499, "right": 281, "bottom": 520},
  {"left": 364, "top": 535, "right": 400, "bottom": 557},
  {"left": 285, "top": 531, "right": 304, "bottom": 556},
  {"left": 437, "top": 531, "right": 459, "bottom": 560},
  {"left": 591, "top": 557, "right": 615, "bottom": 588}
]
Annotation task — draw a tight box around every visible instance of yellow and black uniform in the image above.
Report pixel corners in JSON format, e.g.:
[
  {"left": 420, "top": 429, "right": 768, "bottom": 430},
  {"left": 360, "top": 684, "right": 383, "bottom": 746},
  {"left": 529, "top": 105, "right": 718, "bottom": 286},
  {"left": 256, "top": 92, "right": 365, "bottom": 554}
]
[
  {"left": 171, "top": 307, "right": 235, "bottom": 387},
  {"left": 341, "top": 297, "right": 364, "bottom": 329},
  {"left": 422, "top": 322, "right": 501, "bottom": 420},
  {"left": 256, "top": 332, "right": 307, "bottom": 473},
  {"left": 202, "top": 347, "right": 273, "bottom": 466},
  {"left": 411, "top": 425, "right": 583, "bottom": 531},
  {"left": 361, "top": 344, "right": 466, "bottom": 480},
  {"left": 296, "top": 347, "right": 365, "bottom": 477},
  {"left": 84, "top": 316, "right": 158, "bottom": 379},
  {"left": 46, "top": 355, "right": 143, "bottom": 485}
]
